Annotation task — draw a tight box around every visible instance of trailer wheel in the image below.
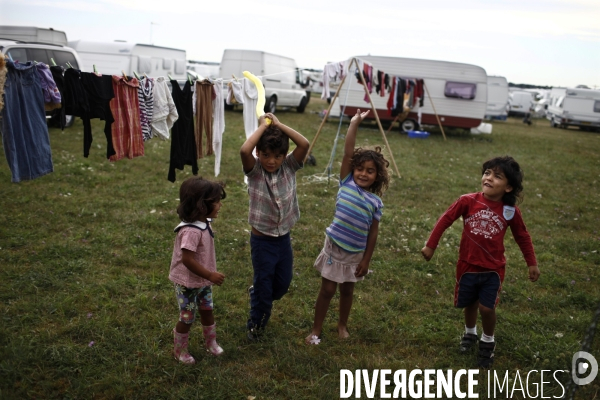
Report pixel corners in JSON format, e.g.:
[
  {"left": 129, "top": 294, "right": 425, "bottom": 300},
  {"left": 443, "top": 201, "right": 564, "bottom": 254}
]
[{"left": 401, "top": 119, "right": 417, "bottom": 133}]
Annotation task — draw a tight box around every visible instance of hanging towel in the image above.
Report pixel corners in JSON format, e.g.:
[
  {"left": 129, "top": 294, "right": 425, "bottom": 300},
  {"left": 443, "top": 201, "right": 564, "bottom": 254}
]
[
  {"left": 109, "top": 75, "right": 144, "bottom": 161},
  {"left": 151, "top": 76, "right": 178, "bottom": 140}
]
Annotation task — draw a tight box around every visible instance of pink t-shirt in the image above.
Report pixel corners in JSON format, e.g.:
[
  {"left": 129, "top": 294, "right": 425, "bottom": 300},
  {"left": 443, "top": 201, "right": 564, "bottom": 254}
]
[{"left": 168, "top": 221, "right": 217, "bottom": 288}]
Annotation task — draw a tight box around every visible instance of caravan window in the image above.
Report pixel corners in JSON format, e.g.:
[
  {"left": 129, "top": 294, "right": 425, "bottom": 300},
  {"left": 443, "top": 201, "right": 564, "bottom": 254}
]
[
  {"left": 444, "top": 82, "right": 476, "bottom": 100},
  {"left": 138, "top": 56, "right": 152, "bottom": 74},
  {"left": 594, "top": 100, "right": 600, "bottom": 113}
]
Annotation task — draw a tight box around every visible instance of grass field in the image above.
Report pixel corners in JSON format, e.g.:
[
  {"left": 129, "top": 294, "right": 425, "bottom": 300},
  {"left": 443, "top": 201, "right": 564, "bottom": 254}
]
[{"left": 1, "top": 96, "right": 600, "bottom": 399}]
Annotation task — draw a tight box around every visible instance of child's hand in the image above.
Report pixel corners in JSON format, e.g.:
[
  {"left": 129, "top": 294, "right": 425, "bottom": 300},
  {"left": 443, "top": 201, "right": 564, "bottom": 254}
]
[
  {"left": 528, "top": 265, "right": 540, "bottom": 282},
  {"left": 264, "top": 112, "right": 279, "bottom": 126},
  {"left": 421, "top": 246, "right": 435, "bottom": 261},
  {"left": 209, "top": 272, "right": 225, "bottom": 286},
  {"left": 355, "top": 261, "right": 369, "bottom": 278},
  {"left": 350, "top": 109, "right": 370, "bottom": 125}
]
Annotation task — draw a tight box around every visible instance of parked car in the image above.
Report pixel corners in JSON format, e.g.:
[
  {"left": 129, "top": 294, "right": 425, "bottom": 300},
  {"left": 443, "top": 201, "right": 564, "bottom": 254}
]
[{"left": 0, "top": 38, "right": 82, "bottom": 128}]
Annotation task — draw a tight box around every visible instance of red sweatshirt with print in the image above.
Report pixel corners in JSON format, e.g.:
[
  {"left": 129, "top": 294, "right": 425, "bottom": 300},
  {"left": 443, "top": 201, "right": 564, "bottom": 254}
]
[{"left": 426, "top": 192, "right": 537, "bottom": 270}]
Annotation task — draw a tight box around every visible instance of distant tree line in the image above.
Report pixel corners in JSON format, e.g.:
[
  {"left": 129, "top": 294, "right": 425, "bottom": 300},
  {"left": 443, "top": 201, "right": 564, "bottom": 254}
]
[{"left": 509, "top": 83, "right": 553, "bottom": 89}]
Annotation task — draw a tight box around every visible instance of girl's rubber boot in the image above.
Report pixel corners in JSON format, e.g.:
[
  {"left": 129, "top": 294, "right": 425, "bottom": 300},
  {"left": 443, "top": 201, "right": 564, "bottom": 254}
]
[
  {"left": 173, "top": 328, "right": 196, "bottom": 364},
  {"left": 202, "top": 323, "right": 224, "bottom": 356}
]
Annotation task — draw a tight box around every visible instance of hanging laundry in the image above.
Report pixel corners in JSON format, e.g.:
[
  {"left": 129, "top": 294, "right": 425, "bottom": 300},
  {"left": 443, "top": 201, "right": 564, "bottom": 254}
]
[
  {"left": 415, "top": 79, "right": 424, "bottom": 107},
  {"left": 80, "top": 72, "right": 116, "bottom": 159},
  {"left": 109, "top": 75, "right": 144, "bottom": 162},
  {"left": 49, "top": 65, "right": 66, "bottom": 130},
  {"left": 64, "top": 68, "right": 116, "bottom": 158},
  {"left": 212, "top": 78, "right": 225, "bottom": 177},
  {"left": 168, "top": 79, "right": 198, "bottom": 182},
  {"left": 151, "top": 76, "right": 178, "bottom": 140},
  {"left": 1, "top": 60, "right": 53, "bottom": 182},
  {"left": 34, "top": 63, "right": 61, "bottom": 111},
  {"left": 194, "top": 79, "right": 215, "bottom": 158},
  {"left": 227, "top": 78, "right": 258, "bottom": 140},
  {"left": 321, "top": 60, "right": 346, "bottom": 100},
  {"left": 138, "top": 75, "right": 154, "bottom": 142}
]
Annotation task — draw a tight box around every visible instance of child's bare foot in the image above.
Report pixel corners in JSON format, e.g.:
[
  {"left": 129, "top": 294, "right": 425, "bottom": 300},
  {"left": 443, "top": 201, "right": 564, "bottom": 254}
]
[
  {"left": 305, "top": 332, "right": 321, "bottom": 345},
  {"left": 338, "top": 326, "right": 350, "bottom": 339}
]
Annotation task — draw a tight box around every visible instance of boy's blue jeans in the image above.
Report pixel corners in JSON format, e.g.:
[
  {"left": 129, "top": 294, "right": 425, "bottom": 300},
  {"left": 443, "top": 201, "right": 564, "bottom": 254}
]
[{"left": 247, "top": 232, "right": 293, "bottom": 331}]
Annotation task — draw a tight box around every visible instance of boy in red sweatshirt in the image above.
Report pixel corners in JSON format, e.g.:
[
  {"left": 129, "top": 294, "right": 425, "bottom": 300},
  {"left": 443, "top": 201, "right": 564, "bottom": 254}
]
[{"left": 421, "top": 156, "right": 540, "bottom": 368}]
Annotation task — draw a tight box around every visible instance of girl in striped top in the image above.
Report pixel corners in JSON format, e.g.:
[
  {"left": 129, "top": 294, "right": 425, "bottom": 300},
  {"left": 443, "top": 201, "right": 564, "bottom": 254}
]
[{"left": 305, "top": 109, "right": 390, "bottom": 344}]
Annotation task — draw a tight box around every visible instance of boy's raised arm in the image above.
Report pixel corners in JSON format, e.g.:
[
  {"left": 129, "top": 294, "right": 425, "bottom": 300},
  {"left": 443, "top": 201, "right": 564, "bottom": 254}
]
[
  {"left": 240, "top": 115, "right": 268, "bottom": 173},
  {"left": 341, "top": 109, "right": 370, "bottom": 179}
]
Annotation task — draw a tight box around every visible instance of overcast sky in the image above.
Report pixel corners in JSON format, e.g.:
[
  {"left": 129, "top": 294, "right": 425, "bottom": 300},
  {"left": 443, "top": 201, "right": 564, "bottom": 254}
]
[{"left": 2, "top": 0, "right": 599, "bottom": 88}]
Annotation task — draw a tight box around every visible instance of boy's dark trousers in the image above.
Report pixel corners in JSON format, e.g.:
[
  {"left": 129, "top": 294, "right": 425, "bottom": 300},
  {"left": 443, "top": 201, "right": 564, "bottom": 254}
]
[{"left": 247, "top": 232, "right": 293, "bottom": 331}]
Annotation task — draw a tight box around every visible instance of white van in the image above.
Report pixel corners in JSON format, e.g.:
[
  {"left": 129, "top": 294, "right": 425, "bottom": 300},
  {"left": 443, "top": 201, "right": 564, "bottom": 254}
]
[
  {"left": 335, "top": 55, "right": 488, "bottom": 132},
  {"left": 68, "top": 40, "right": 187, "bottom": 79},
  {"left": 546, "top": 88, "right": 600, "bottom": 132},
  {"left": 508, "top": 91, "right": 534, "bottom": 117},
  {"left": 0, "top": 27, "right": 84, "bottom": 128},
  {"left": 219, "top": 49, "right": 309, "bottom": 113}
]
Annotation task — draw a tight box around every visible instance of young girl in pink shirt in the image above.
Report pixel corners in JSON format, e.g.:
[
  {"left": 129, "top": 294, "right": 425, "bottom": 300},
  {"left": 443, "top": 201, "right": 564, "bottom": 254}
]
[{"left": 169, "top": 177, "right": 226, "bottom": 364}]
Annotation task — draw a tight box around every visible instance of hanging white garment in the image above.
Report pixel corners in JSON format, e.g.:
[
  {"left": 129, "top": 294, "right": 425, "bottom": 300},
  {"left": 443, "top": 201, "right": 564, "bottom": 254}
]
[
  {"left": 212, "top": 79, "right": 225, "bottom": 176},
  {"left": 321, "top": 60, "right": 346, "bottom": 100},
  {"left": 229, "top": 78, "right": 258, "bottom": 139},
  {"left": 151, "top": 76, "right": 178, "bottom": 140}
]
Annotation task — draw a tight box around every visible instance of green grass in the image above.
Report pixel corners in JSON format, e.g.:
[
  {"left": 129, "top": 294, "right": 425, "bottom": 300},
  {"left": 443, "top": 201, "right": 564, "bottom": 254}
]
[{"left": 1, "top": 97, "right": 600, "bottom": 399}]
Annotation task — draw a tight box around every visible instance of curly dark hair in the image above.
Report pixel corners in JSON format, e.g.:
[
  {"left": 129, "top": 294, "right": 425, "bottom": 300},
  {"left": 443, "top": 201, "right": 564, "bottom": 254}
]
[
  {"left": 256, "top": 125, "right": 289, "bottom": 155},
  {"left": 177, "top": 177, "right": 226, "bottom": 222},
  {"left": 350, "top": 146, "right": 390, "bottom": 196},
  {"left": 481, "top": 156, "right": 523, "bottom": 206}
]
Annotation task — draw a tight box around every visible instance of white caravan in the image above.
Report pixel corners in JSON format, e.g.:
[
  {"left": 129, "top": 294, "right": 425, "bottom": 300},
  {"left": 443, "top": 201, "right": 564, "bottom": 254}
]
[
  {"left": 546, "top": 88, "right": 600, "bottom": 132},
  {"left": 219, "top": 49, "right": 309, "bottom": 113},
  {"left": 187, "top": 60, "right": 220, "bottom": 79},
  {"left": 508, "top": 91, "right": 534, "bottom": 117},
  {"left": 485, "top": 76, "right": 509, "bottom": 120},
  {"left": 68, "top": 40, "right": 187, "bottom": 79},
  {"left": 336, "top": 55, "right": 488, "bottom": 132}
]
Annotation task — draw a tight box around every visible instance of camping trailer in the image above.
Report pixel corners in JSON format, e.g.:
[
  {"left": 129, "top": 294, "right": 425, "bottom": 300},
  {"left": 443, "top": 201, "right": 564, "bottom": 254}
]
[
  {"left": 336, "top": 55, "right": 488, "bottom": 131},
  {"left": 485, "top": 76, "right": 509, "bottom": 120},
  {"left": 68, "top": 40, "right": 187, "bottom": 79},
  {"left": 546, "top": 88, "right": 600, "bottom": 132},
  {"left": 219, "top": 49, "right": 309, "bottom": 113},
  {"left": 0, "top": 25, "right": 68, "bottom": 46}
]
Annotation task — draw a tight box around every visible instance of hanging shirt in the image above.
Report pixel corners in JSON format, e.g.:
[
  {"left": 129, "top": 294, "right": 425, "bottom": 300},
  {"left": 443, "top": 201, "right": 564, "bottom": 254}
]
[
  {"left": 137, "top": 75, "right": 154, "bottom": 142},
  {"left": 212, "top": 78, "right": 225, "bottom": 177},
  {"left": 168, "top": 79, "right": 198, "bottom": 182},
  {"left": 109, "top": 75, "right": 144, "bottom": 161},
  {"left": 35, "top": 63, "right": 61, "bottom": 111},
  {"left": 1, "top": 60, "right": 53, "bottom": 182},
  {"left": 151, "top": 76, "right": 178, "bottom": 140},
  {"left": 80, "top": 72, "right": 116, "bottom": 159},
  {"left": 228, "top": 78, "right": 258, "bottom": 140}
]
